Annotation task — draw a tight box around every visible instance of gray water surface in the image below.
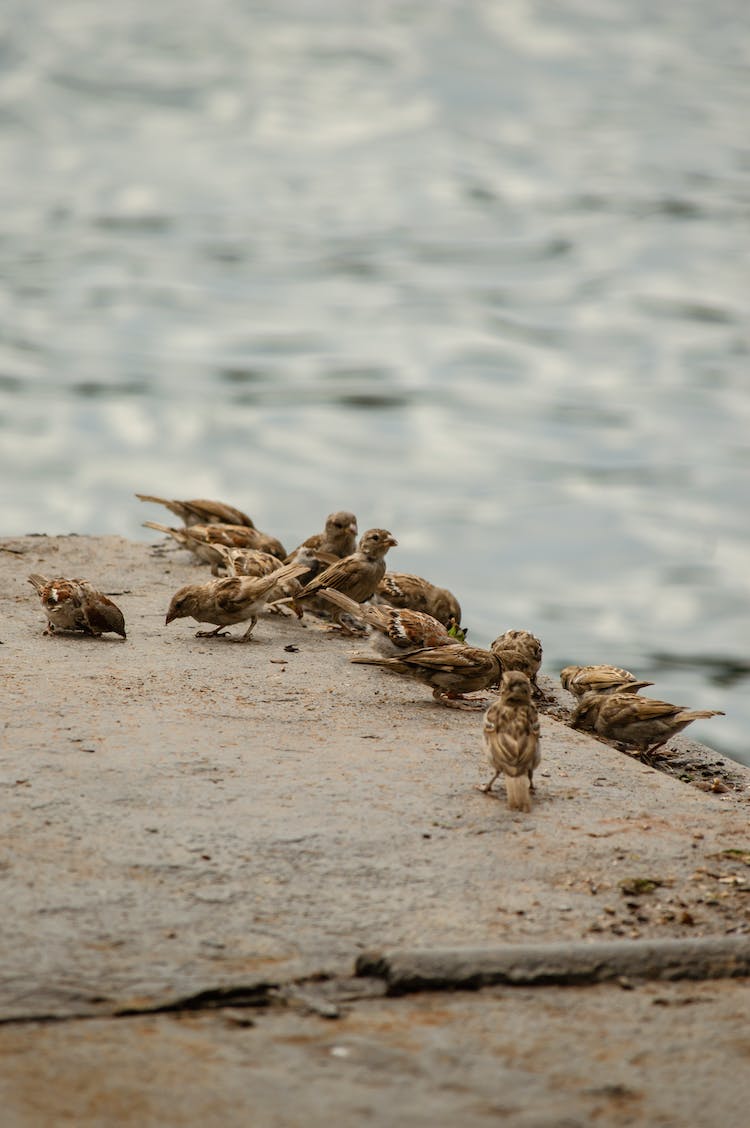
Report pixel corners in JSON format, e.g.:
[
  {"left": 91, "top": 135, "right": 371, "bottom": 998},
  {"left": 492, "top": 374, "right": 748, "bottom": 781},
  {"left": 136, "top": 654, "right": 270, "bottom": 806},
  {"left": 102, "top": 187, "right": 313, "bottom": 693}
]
[{"left": 1, "top": 0, "right": 748, "bottom": 760}]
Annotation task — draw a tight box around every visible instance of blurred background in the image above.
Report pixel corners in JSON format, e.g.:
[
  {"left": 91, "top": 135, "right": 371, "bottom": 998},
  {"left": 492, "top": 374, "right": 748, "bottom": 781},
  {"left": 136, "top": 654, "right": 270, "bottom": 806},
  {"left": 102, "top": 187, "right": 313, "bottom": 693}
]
[{"left": 1, "top": 0, "right": 748, "bottom": 761}]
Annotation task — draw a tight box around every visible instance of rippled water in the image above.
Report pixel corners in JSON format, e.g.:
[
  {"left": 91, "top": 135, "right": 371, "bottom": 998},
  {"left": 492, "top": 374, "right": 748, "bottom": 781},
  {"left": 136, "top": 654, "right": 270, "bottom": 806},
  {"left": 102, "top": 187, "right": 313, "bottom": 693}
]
[{"left": 2, "top": 1, "right": 749, "bottom": 761}]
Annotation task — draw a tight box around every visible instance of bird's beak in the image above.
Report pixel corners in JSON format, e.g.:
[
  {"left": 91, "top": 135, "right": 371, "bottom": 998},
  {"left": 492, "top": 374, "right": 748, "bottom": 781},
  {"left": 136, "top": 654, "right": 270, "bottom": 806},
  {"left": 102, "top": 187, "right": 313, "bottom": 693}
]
[
  {"left": 387, "top": 536, "right": 398, "bottom": 547},
  {"left": 165, "top": 610, "right": 175, "bottom": 624},
  {"left": 349, "top": 523, "right": 358, "bottom": 535}
]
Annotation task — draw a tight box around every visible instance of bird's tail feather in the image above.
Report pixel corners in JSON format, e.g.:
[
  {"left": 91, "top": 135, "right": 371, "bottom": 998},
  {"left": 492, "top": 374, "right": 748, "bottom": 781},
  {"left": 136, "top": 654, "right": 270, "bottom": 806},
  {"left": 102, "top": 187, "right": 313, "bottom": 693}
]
[
  {"left": 320, "top": 589, "right": 382, "bottom": 627},
  {"left": 505, "top": 775, "right": 532, "bottom": 813},
  {"left": 135, "top": 493, "right": 169, "bottom": 506},
  {"left": 143, "top": 520, "right": 177, "bottom": 535},
  {"left": 266, "top": 562, "right": 311, "bottom": 585}
]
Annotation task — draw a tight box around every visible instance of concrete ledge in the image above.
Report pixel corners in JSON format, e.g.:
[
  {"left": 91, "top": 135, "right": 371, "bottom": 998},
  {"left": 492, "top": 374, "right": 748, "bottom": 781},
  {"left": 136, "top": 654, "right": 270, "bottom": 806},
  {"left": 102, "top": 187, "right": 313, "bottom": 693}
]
[{"left": 356, "top": 935, "right": 750, "bottom": 994}]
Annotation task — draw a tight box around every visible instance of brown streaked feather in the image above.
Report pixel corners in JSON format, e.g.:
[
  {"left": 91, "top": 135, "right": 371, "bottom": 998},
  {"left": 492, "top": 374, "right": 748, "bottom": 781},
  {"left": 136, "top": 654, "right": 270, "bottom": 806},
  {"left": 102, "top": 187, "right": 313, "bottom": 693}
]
[
  {"left": 136, "top": 494, "right": 255, "bottom": 528},
  {"left": 375, "top": 572, "right": 461, "bottom": 628}
]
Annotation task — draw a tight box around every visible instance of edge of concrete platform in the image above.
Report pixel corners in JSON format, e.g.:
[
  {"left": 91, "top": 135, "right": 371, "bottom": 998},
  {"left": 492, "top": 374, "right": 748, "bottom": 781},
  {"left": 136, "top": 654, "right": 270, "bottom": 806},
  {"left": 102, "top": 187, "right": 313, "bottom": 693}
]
[{"left": 356, "top": 935, "right": 750, "bottom": 994}]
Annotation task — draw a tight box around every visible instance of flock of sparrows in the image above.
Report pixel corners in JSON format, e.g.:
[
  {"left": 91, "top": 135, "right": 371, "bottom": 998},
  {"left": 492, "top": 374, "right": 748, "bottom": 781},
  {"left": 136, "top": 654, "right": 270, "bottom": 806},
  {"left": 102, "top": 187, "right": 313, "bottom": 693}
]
[{"left": 26, "top": 494, "right": 725, "bottom": 814}]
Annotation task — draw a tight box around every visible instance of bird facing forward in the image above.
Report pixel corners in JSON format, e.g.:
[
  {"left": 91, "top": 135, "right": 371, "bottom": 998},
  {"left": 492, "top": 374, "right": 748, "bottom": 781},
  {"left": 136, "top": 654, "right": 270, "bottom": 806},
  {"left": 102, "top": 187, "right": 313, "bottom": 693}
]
[
  {"left": 480, "top": 671, "right": 541, "bottom": 812},
  {"left": 165, "top": 562, "right": 309, "bottom": 640},
  {"left": 571, "top": 690, "right": 724, "bottom": 755},
  {"left": 491, "top": 629, "right": 543, "bottom": 692},
  {"left": 352, "top": 643, "right": 500, "bottom": 709},
  {"left": 285, "top": 511, "right": 359, "bottom": 579},
  {"left": 28, "top": 574, "right": 126, "bottom": 638}
]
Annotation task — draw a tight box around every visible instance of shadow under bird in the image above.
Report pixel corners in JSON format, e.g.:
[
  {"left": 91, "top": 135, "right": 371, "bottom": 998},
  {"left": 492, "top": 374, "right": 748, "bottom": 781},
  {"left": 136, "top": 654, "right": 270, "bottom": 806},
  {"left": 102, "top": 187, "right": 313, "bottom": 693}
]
[
  {"left": 165, "top": 562, "right": 309, "bottom": 641},
  {"left": 480, "top": 671, "right": 541, "bottom": 812},
  {"left": 136, "top": 494, "right": 255, "bottom": 527},
  {"left": 28, "top": 574, "right": 126, "bottom": 638},
  {"left": 571, "top": 690, "right": 724, "bottom": 755}
]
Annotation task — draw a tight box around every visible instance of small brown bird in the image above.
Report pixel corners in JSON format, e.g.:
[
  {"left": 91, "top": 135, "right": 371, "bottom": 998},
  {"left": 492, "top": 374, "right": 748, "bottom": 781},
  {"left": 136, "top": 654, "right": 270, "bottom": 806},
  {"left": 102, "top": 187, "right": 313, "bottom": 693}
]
[
  {"left": 352, "top": 644, "right": 500, "bottom": 709},
  {"left": 294, "top": 528, "right": 398, "bottom": 630},
  {"left": 319, "top": 589, "right": 454, "bottom": 654},
  {"left": 165, "top": 562, "right": 309, "bottom": 641},
  {"left": 571, "top": 690, "right": 724, "bottom": 754},
  {"left": 480, "top": 671, "right": 541, "bottom": 812},
  {"left": 136, "top": 494, "right": 255, "bottom": 527},
  {"left": 143, "top": 522, "right": 287, "bottom": 572},
  {"left": 28, "top": 574, "right": 126, "bottom": 638},
  {"left": 560, "top": 664, "right": 653, "bottom": 699},
  {"left": 491, "top": 629, "right": 543, "bottom": 691},
  {"left": 285, "top": 511, "right": 359, "bottom": 579},
  {"left": 210, "top": 545, "right": 288, "bottom": 578},
  {"left": 210, "top": 545, "right": 305, "bottom": 613},
  {"left": 374, "top": 572, "right": 461, "bottom": 628}
]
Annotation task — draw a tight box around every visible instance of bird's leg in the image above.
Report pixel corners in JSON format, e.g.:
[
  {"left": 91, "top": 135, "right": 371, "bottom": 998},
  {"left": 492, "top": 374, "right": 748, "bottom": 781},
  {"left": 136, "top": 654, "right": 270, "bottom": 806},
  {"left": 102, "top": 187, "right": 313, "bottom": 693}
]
[
  {"left": 325, "top": 611, "right": 367, "bottom": 637},
  {"left": 433, "top": 689, "right": 486, "bottom": 711},
  {"left": 528, "top": 768, "right": 536, "bottom": 792},
  {"left": 337, "top": 622, "right": 368, "bottom": 637},
  {"left": 195, "top": 625, "right": 229, "bottom": 638},
  {"left": 267, "top": 600, "right": 295, "bottom": 617},
  {"left": 476, "top": 770, "right": 500, "bottom": 795},
  {"left": 462, "top": 692, "right": 491, "bottom": 706},
  {"left": 239, "top": 617, "right": 258, "bottom": 642}
]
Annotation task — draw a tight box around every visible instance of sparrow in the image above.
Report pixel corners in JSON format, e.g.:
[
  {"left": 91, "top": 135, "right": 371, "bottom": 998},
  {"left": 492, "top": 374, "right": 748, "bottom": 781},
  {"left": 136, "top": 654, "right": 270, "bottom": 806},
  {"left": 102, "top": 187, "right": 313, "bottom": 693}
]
[
  {"left": 480, "top": 671, "right": 541, "bottom": 812},
  {"left": 210, "top": 545, "right": 288, "bottom": 577},
  {"left": 164, "top": 562, "right": 309, "bottom": 640},
  {"left": 143, "top": 522, "right": 287, "bottom": 572},
  {"left": 28, "top": 574, "right": 126, "bottom": 638},
  {"left": 352, "top": 644, "right": 501, "bottom": 709},
  {"left": 490, "top": 629, "right": 543, "bottom": 691},
  {"left": 374, "top": 572, "right": 461, "bottom": 628},
  {"left": 294, "top": 529, "right": 398, "bottom": 630},
  {"left": 560, "top": 664, "right": 653, "bottom": 699},
  {"left": 210, "top": 545, "right": 305, "bottom": 614},
  {"left": 319, "top": 588, "right": 454, "bottom": 654},
  {"left": 285, "top": 511, "right": 359, "bottom": 580},
  {"left": 571, "top": 691, "right": 725, "bottom": 754},
  {"left": 136, "top": 494, "right": 255, "bottom": 527}
]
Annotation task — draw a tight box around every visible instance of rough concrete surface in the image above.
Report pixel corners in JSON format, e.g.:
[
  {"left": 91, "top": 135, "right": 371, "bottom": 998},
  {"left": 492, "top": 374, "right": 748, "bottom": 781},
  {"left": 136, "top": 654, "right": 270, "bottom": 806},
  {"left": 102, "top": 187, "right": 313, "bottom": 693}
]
[{"left": 1, "top": 534, "right": 749, "bottom": 1126}]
